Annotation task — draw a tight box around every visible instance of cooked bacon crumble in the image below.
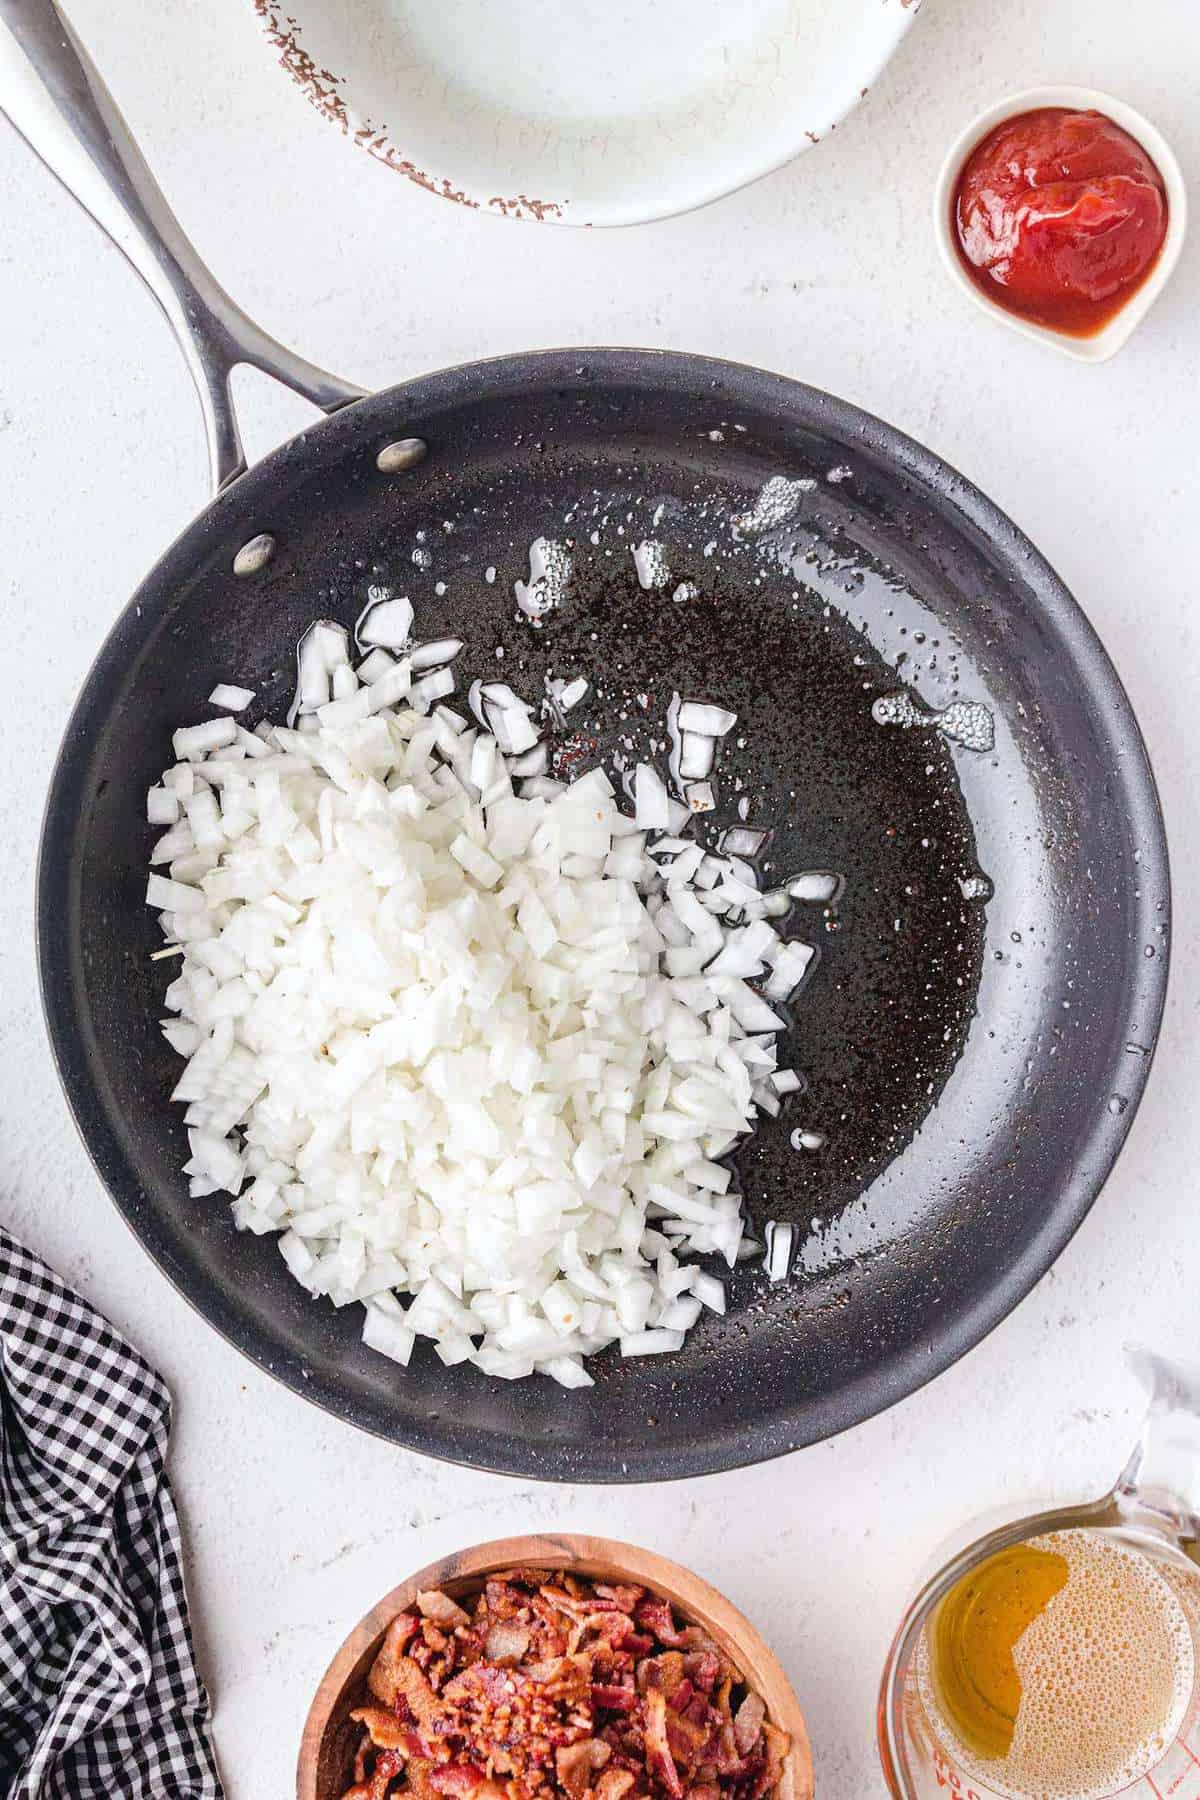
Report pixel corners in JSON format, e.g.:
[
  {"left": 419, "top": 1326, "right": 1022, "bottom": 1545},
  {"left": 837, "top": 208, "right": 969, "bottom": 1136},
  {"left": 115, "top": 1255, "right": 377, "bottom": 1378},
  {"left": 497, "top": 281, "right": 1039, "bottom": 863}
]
[{"left": 341, "top": 1569, "right": 789, "bottom": 1800}]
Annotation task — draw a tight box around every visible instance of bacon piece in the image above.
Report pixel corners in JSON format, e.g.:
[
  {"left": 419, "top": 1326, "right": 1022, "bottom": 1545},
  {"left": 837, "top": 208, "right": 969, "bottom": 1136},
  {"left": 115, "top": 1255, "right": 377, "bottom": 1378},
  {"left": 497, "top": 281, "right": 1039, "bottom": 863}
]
[
  {"left": 639, "top": 1652, "right": 685, "bottom": 1696},
  {"left": 593, "top": 1683, "right": 638, "bottom": 1713},
  {"left": 484, "top": 1621, "right": 531, "bottom": 1665},
  {"left": 494, "top": 1567, "right": 554, "bottom": 1588},
  {"left": 406, "top": 1758, "right": 440, "bottom": 1800},
  {"left": 367, "top": 1613, "right": 422, "bottom": 1707},
  {"left": 594, "top": 1583, "right": 646, "bottom": 1613},
  {"left": 595, "top": 1772, "right": 637, "bottom": 1800},
  {"left": 578, "top": 1613, "right": 645, "bottom": 1653},
  {"left": 556, "top": 1739, "right": 613, "bottom": 1797},
  {"left": 417, "top": 1589, "right": 472, "bottom": 1630},
  {"left": 644, "top": 1689, "right": 684, "bottom": 1800},
  {"left": 733, "top": 1692, "right": 766, "bottom": 1757},
  {"left": 636, "top": 1598, "right": 687, "bottom": 1649},
  {"left": 349, "top": 1707, "right": 411, "bottom": 1752},
  {"left": 684, "top": 1652, "right": 721, "bottom": 1696},
  {"left": 666, "top": 1705, "right": 711, "bottom": 1767},
  {"left": 387, "top": 1656, "right": 442, "bottom": 1739},
  {"left": 428, "top": 1764, "right": 504, "bottom": 1800},
  {"left": 340, "top": 1748, "right": 405, "bottom": 1800},
  {"left": 540, "top": 1584, "right": 596, "bottom": 1620},
  {"left": 749, "top": 1722, "right": 790, "bottom": 1800}
]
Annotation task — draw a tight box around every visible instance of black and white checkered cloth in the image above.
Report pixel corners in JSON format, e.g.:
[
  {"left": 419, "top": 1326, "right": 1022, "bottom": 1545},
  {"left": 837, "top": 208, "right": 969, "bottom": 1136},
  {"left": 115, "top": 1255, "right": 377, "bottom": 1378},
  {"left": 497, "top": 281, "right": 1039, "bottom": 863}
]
[{"left": 0, "top": 1226, "right": 223, "bottom": 1798}]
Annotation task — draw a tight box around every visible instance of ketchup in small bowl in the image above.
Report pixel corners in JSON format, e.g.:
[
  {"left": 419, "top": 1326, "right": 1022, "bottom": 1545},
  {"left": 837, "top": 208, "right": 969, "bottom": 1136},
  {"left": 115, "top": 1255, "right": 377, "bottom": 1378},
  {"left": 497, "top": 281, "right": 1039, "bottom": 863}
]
[{"left": 952, "top": 107, "right": 1168, "bottom": 337}]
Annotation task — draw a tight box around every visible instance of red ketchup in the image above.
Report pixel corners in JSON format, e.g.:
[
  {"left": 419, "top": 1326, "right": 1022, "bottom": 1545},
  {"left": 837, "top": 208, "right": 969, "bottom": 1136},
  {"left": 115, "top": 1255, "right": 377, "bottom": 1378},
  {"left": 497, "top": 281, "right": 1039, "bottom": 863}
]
[{"left": 953, "top": 107, "right": 1168, "bottom": 336}]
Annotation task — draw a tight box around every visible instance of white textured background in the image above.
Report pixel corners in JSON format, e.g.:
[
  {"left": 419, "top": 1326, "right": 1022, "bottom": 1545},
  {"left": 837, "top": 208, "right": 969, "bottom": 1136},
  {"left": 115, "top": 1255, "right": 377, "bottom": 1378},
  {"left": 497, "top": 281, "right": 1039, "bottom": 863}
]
[{"left": 1, "top": 2, "right": 1197, "bottom": 1795}]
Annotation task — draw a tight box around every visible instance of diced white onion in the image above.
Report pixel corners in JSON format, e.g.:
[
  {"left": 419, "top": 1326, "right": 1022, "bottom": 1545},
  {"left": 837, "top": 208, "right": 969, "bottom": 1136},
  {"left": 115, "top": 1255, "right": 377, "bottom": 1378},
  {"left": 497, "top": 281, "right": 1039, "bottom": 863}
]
[
  {"left": 410, "top": 638, "right": 464, "bottom": 671},
  {"left": 678, "top": 701, "right": 737, "bottom": 736},
  {"left": 357, "top": 593, "right": 414, "bottom": 649},
  {"left": 145, "top": 598, "right": 838, "bottom": 1388},
  {"left": 634, "top": 763, "right": 670, "bottom": 830},
  {"left": 209, "top": 683, "right": 256, "bottom": 712},
  {"left": 679, "top": 732, "right": 715, "bottom": 780}
]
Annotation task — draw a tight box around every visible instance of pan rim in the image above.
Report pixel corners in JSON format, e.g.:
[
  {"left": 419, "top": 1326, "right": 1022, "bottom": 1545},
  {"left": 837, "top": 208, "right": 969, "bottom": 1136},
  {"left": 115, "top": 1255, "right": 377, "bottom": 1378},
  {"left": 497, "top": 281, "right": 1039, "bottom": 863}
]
[{"left": 35, "top": 348, "right": 1171, "bottom": 1481}]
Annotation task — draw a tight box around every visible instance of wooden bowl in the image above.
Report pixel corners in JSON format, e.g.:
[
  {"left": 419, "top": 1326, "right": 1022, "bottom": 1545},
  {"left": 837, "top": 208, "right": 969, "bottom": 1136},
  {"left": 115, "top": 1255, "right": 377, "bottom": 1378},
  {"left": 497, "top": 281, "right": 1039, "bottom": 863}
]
[{"left": 298, "top": 1533, "right": 815, "bottom": 1800}]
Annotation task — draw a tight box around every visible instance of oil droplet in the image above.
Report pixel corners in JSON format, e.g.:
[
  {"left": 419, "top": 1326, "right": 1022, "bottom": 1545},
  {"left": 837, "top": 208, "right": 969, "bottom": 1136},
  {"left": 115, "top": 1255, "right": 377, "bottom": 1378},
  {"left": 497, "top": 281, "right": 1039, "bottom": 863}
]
[
  {"left": 515, "top": 537, "right": 572, "bottom": 620},
  {"left": 733, "top": 474, "right": 817, "bottom": 535},
  {"left": 1108, "top": 1094, "right": 1129, "bottom": 1115},
  {"left": 631, "top": 539, "right": 671, "bottom": 590},
  {"left": 872, "top": 689, "right": 995, "bottom": 753}
]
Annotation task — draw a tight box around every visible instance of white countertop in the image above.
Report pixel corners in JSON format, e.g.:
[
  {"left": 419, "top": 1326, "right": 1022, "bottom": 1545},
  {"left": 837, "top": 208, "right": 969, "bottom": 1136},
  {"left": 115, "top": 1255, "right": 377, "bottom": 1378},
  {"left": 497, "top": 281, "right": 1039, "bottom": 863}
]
[{"left": 2, "top": 2, "right": 1197, "bottom": 1794}]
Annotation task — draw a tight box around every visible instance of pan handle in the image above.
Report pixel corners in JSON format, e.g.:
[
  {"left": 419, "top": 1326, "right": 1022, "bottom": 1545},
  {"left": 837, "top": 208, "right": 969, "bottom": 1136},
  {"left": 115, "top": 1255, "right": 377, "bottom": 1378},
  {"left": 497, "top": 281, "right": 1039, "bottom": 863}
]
[{"left": 0, "top": 0, "right": 367, "bottom": 494}]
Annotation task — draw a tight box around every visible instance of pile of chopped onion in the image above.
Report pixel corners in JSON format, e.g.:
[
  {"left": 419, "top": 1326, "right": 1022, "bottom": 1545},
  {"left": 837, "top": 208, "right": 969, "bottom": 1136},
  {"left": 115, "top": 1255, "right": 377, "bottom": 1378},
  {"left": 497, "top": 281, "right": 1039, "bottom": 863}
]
[{"left": 145, "top": 611, "right": 818, "bottom": 1387}]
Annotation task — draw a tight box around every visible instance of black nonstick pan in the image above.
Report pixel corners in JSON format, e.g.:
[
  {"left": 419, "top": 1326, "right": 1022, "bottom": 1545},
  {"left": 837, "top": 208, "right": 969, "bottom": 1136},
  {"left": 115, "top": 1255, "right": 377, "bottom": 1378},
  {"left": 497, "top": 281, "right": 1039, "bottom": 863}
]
[{"left": 9, "top": 1, "right": 1169, "bottom": 1481}]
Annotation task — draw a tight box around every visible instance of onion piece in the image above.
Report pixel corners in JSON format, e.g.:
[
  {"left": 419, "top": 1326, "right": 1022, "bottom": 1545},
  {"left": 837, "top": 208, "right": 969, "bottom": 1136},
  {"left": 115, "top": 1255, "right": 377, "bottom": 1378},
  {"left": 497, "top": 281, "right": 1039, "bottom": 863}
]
[
  {"left": 508, "top": 742, "right": 549, "bottom": 778},
  {"left": 356, "top": 648, "right": 395, "bottom": 685},
  {"left": 410, "top": 637, "right": 464, "bottom": 671},
  {"left": 678, "top": 700, "right": 737, "bottom": 736},
  {"left": 679, "top": 732, "right": 715, "bottom": 780},
  {"left": 787, "top": 870, "right": 844, "bottom": 905},
  {"left": 146, "top": 786, "right": 179, "bottom": 826},
  {"left": 620, "top": 1329, "right": 685, "bottom": 1357},
  {"left": 764, "top": 940, "right": 816, "bottom": 999},
  {"left": 720, "top": 826, "right": 768, "bottom": 858},
  {"left": 412, "top": 667, "right": 457, "bottom": 711},
  {"left": 173, "top": 719, "right": 237, "bottom": 762},
  {"left": 356, "top": 593, "right": 414, "bottom": 650},
  {"left": 634, "top": 764, "right": 670, "bottom": 830},
  {"left": 208, "top": 683, "right": 255, "bottom": 712},
  {"left": 764, "top": 1220, "right": 794, "bottom": 1282}
]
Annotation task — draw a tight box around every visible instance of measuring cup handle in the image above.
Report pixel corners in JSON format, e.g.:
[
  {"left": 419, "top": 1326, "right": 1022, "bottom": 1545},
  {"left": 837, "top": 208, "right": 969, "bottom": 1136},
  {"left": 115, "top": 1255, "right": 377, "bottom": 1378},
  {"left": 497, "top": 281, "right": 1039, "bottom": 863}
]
[
  {"left": 0, "top": 0, "right": 365, "bottom": 493},
  {"left": 1116, "top": 1353, "right": 1200, "bottom": 1540}
]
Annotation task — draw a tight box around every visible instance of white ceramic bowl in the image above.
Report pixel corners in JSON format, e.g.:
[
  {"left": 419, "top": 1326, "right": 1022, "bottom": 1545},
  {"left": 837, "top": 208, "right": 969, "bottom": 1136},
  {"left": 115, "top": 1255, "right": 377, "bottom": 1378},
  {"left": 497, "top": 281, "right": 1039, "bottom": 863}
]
[
  {"left": 933, "top": 85, "right": 1187, "bottom": 363},
  {"left": 252, "top": 0, "right": 922, "bottom": 227}
]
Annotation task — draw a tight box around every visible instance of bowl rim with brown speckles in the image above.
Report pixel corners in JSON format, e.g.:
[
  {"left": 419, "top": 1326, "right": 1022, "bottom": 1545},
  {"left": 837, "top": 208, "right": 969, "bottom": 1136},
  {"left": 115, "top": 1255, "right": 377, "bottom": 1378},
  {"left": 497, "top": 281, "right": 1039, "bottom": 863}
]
[{"left": 297, "top": 1533, "right": 814, "bottom": 1800}]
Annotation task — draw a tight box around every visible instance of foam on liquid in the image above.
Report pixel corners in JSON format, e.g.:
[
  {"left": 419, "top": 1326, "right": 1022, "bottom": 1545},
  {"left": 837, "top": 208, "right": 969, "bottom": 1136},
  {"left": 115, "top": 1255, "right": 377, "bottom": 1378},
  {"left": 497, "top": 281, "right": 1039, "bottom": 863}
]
[{"left": 918, "top": 1530, "right": 1194, "bottom": 1800}]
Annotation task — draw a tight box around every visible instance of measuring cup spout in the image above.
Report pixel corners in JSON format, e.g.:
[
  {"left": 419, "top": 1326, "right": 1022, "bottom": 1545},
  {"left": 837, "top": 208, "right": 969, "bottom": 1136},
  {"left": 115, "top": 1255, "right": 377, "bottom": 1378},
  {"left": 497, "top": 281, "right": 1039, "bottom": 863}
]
[{"left": 1115, "top": 1352, "right": 1200, "bottom": 1546}]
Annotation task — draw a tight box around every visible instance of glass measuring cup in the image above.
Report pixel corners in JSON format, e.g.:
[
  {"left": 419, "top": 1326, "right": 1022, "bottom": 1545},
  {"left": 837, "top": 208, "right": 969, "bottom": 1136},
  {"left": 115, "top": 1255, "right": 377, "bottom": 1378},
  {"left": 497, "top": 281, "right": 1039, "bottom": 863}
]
[{"left": 879, "top": 1356, "right": 1200, "bottom": 1800}]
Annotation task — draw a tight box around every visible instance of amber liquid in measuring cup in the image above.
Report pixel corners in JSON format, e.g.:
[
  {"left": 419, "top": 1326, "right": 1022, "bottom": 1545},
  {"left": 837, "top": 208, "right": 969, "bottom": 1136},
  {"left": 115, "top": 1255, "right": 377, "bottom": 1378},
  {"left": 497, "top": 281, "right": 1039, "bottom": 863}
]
[
  {"left": 879, "top": 1358, "right": 1200, "bottom": 1800},
  {"left": 918, "top": 1529, "right": 1195, "bottom": 1798}
]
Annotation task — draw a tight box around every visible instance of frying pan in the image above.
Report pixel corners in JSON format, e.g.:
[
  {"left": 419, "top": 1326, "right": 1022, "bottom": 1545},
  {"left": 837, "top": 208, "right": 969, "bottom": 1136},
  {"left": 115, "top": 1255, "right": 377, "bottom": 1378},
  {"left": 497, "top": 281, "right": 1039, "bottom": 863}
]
[{"left": 6, "top": 1, "right": 1169, "bottom": 1481}]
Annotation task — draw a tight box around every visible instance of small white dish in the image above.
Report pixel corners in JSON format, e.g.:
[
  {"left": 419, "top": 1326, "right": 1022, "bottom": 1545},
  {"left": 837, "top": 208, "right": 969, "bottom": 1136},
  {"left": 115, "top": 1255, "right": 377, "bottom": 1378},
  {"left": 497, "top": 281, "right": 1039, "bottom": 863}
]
[
  {"left": 933, "top": 85, "right": 1188, "bottom": 363},
  {"left": 252, "top": 0, "right": 922, "bottom": 228}
]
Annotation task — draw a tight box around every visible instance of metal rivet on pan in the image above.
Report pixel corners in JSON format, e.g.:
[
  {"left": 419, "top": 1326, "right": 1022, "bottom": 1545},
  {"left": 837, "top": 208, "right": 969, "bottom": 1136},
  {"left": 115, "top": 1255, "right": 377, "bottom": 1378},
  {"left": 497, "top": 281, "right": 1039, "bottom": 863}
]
[
  {"left": 233, "top": 533, "right": 276, "bottom": 577},
  {"left": 376, "top": 437, "right": 428, "bottom": 474}
]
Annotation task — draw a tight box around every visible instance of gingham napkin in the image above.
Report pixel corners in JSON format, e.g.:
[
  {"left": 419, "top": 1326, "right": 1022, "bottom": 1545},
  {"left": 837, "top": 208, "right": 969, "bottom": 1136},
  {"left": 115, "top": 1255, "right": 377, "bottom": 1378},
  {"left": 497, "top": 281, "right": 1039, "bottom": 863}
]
[{"left": 0, "top": 1226, "right": 223, "bottom": 1799}]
